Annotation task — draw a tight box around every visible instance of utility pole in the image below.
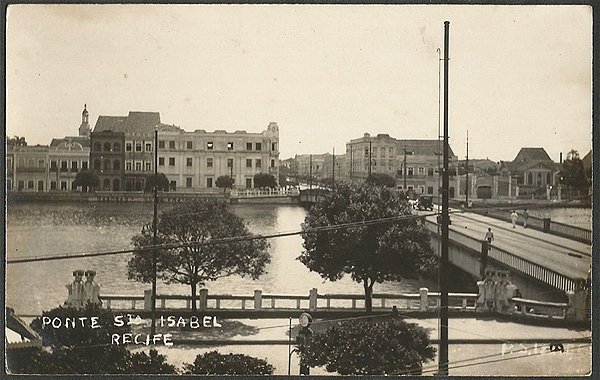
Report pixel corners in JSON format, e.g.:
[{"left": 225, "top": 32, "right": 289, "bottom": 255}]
[
  {"left": 309, "top": 154, "right": 313, "bottom": 192},
  {"left": 151, "top": 128, "right": 159, "bottom": 336},
  {"left": 439, "top": 20, "right": 450, "bottom": 376},
  {"left": 350, "top": 145, "right": 353, "bottom": 181},
  {"left": 403, "top": 147, "right": 407, "bottom": 190},
  {"left": 465, "top": 130, "right": 469, "bottom": 206},
  {"left": 368, "top": 141, "right": 372, "bottom": 178},
  {"left": 332, "top": 148, "right": 335, "bottom": 187}
]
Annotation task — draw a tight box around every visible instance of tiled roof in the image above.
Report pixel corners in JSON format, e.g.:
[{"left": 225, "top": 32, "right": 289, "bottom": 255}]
[
  {"left": 93, "top": 116, "right": 127, "bottom": 132},
  {"left": 93, "top": 112, "right": 161, "bottom": 135},
  {"left": 397, "top": 140, "right": 457, "bottom": 158},
  {"left": 513, "top": 148, "right": 552, "bottom": 163},
  {"left": 50, "top": 136, "right": 90, "bottom": 148}
]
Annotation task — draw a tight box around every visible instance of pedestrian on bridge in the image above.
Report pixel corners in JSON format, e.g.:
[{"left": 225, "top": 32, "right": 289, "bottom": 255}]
[
  {"left": 522, "top": 209, "right": 529, "bottom": 228},
  {"left": 485, "top": 228, "right": 494, "bottom": 244},
  {"left": 510, "top": 210, "right": 518, "bottom": 228}
]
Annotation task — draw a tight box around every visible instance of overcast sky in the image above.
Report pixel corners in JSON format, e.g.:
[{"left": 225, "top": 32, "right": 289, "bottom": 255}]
[{"left": 6, "top": 5, "right": 591, "bottom": 161}]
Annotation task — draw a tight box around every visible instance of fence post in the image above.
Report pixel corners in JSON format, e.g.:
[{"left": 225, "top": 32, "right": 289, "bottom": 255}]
[
  {"left": 254, "top": 290, "right": 262, "bottom": 311},
  {"left": 309, "top": 288, "right": 318, "bottom": 311},
  {"left": 199, "top": 289, "right": 208, "bottom": 311},
  {"left": 419, "top": 288, "right": 428, "bottom": 311},
  {"left": 144, "top": 289, "right": 152, "bottom": 311}
]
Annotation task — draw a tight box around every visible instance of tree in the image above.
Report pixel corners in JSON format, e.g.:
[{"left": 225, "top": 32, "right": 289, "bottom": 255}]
[
  {"left": 560, "top": 149, "right": 588, "bottom": 196},
  {"left": 366, "top": 173, "right": 396, "bottom": 187},
  {"left": 128, "top": 200, "right": 270, "bottom": 311},
  {"left": 299, "top": 183, "right": 436, "bottom": 312},
  {"left": 7, "top": 136, "right": 27, "bottom": 147},
  {"left": 144, "top": 173, "right": 170, "bottom": 192},
  {"left": 73, "top": 170, "right": 99, "bottom": 192},
  {"left": 253, "top": 173, "right": 277, "bottom": 188},
  {"left": 183, "top": 351, "right": 274, "bottom": 375},
  {"left": 215, "top": 175, "right": 235, "bottom": 193},
  {"left": 8, "top": 305, "right": 177, "bottom": 374},
  {"left": 300, "top": 318, "right": 435, "bottom": 375}
]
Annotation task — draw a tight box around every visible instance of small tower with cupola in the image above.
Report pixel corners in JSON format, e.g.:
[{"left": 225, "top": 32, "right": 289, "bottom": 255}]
[{"left": 79, "top": 104, "right": 91, "bottom": 137}]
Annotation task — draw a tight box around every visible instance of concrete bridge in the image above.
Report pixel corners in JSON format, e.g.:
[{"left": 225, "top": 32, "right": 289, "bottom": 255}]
[{"left": 423, "top": 209, "right": 590, "bottom": 302}]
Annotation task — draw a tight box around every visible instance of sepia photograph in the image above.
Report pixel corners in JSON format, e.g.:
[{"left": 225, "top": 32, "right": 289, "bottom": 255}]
[{"left": 4, "top": 3, "right": 592, "bottom": 376}]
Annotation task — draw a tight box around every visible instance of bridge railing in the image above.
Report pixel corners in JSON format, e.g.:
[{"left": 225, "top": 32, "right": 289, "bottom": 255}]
[
  {"left": 487, "top": 244, "right": 576, "bottom": 292},
  {"left": 510, "top": 297, "right": 569, "bottom": 320},
  {"left": 232, "top": 188, "right": 300, "bottom": 198},
  {"left": 550, "top": 220, "right": 591, "bottom": 243}
]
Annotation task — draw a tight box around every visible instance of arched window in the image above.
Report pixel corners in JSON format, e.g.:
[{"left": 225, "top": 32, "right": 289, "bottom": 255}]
[
  {"left": 94, "top": 142, "right": 101, "bottom": 151},
  {"left": 113, "top": 160, "right": 121, "bottom": 170},
  {"left": 113, "top": 179, "right": 120, "bottom": 191},
  {"left": 536, "top": 172, "right": 542, "bottom": 186},
  {"left": 104, "top": 160, "right": 111, "bottom": 170},
  {"left": 547, "top": 173, "right": 551, "bottom": 185},
  {"left": 104, "top": 143, "right": 111, "bottom": 152},
  {"left": 527, "top": 172, "right": 533, "bottom": 185},
  {"left": 94, "top": 159, "right": 101, "bottom": 170},
  {"left": 113, "top": 143, "right": 121, "bottom": 151},
  {"left": 103, "top": 179, "right": 110, "bottom": 190}
]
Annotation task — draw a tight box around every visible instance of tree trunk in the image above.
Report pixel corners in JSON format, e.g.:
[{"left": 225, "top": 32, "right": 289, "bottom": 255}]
[
  {"left": 191, "top": 283, "right": 197, "bottom": 311},
  {"left": 364, "top": 279, "right": 373, "bottom": 313}
]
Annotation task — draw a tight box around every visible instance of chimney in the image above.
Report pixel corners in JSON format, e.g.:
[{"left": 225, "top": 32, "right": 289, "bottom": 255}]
[{"left": 560, "top": 152, "right": 563, "bottom": 163}]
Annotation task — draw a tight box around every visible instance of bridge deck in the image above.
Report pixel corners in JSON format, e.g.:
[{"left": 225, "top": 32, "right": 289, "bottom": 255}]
[{"left": 424, "top": 210, "right": 591, "bottom": 281}]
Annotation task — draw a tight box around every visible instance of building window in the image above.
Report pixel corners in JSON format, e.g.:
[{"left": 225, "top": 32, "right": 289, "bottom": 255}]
[
  {"left": 104, "top": 142, "right": 111, "bottom": 151},
  {"left": 126, "top": 142, "right": 132, "bottom": 151},
  {"left": 364, "top": 148, "right": 369, "bottom": 158},
  {"left": 113, "top": 143, "right": 121, "bottom": 151},
  {"left": 418, "top": 167, "right": 424, "bottom": 175},
  {"left": 145, "top": 162, "right": 152, "bottom": 171},
  {"left": 135, "top": 162, "right": 142, "bottom": 171},
  {"left": 50, "top": 181, "right": 56, "bottom": 190},
  {"left": 427, "top": 186, "right": 434, "bottom": 194},
  {"left": 61, "top": 181, "right": 68, "bottom": 190},
  {"left": 186, "top": 141, "right": 193, "bottom": 149},
  {"left": 50, "top": 161, "right": 58, "bottom": 170},
  {"left": 227, "top": 158, "right": 233, "bottom": 168},
  {"left": 7, "top": 157, "right": 12, "bottom": 169},
  {"left": 255, "top": 142, "right": 262, "bottom": 151},
  {"left": 135, "top": 142, "right": 142, "bottom": 152},
  {"left": 169, "top": 141, "right": 176, "bottom": 149},
  {"left": 170, "top": 181, "right": 177, "bottom": 191},
  {"left": 27, "top": 180, "right": 34, "bottom": 189},
  {"left": 207, "top": 158, "right": 213, "bottom": 168},
  {"left": 381, "top": 149, "right": 385, "bottom": 158},
  {"left": 186, "top": 158, "right": 193, "bottom": 167},
  {"left": 94, "top": 160, "right": 101, "bottom": 170},
  {"left": 246, "top": 178, "right": 252, "bottom": 188},
  {"left": 7, "top": 179, "right": 12, "bottom": 190},
  {"left": 271, "top": 159, "right": 275, "bottom": 168},
  {"left": 227, "top": 142, "right": 234, "bottom": 150},
  {"left": 82, "top": 161, "right": 88, "bottom": 170},
  {"left": 145, "top": 143, "right": 152, "bottom": 152},
  {"left": 246, "top": 159, "right": 252, "bottom": 168},
  {"left": 206, "top": 178, "right": 213, "bottom": 188},
  {"left": 373, "top": 147, "right": 377, "bottom": 156},
  {"left": 169, "top": 157, "right": 175, "bottom": 166},
  {"left": 272, "top": 142, "right": 277, "bottom": 151},
  {"left": 126, "top": 161, "right": 132, "bottom": 170},
  {"left": 17, "top": 180, "right": 24, "bottom": 190},
  {"left": 38, "top": 160, "right": 45, "bottom": 168},
  {"left": 159, "top": 140, "right": 165, "bottom": 149},
  {"left": 389, "top": 147, "right": 394, "bottom": 157},
  {"left": 72, "top": 182, "right": 77, "bottom": 190},
  {"left": 247, "top": 142, "right": 252, "bottom": 151},
  {"left": 61, "top": 161, "right": 69, "bottom": 171},
  {"left": 255, "top": 159, "right": 262, "bottom": 168},
  {"left": 159, "top": 157, "right": 165, "bottom": 166},
  {"left": 104, "top": 160, "right": 111, "bottom": 170},
  {"left": 94, "top": 142, "right": 101, "bottom": 151},
  {"left": 102, "top": 179, "right": 109, "bottom": 191},
  {"left": 408, "top": 167, "right": 414, "bottom": 176},
  {"left": 428, "top": 168, "right": 434, "bottom": 176},
  {"left": 186, "top": 177, "right": 193, "bottom": 188},
  {"left": 72, "top": 161, "right": 78, "bottom": 171},
  {"left": 207, "top": 142, "right": 214, "bottom": 150}
]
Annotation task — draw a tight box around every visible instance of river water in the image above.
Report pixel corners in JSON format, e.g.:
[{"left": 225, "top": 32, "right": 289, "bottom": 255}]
[{"left": 6, "top": 202, "right": 440, "bottom": 315}]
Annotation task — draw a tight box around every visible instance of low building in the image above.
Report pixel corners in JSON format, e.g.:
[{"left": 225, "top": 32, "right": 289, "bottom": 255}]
[{"left": 499, "top": 147, "right": 560, "bottom": 197}]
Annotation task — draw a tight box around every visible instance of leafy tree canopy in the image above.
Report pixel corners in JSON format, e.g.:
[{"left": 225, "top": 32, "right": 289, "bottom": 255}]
[
  {"left": 128, "top": 200, "right": 270, "bottom": 310},
  {"left": 254, "top": 173, "right": 277, "bottom": 188},
  {"left": 184, "top": 351, "right": 274, "bottom": 375},
  {"left": 144, "top": 173, "right": 170, "bottom": 192},
  {"left": 560, "top": 149, "right": 588, "bottom": 193},
  {"left": 299, "top": 183, "right": 435, "bottom": 311},
  {"left": 216, "top": 175, "right": 235, "bottom": 190},
  {"left": 73, "top": 170, "right": 100, "bottom": 191},
  {"left": 366, "top": 173, "right": 396, "bottom": 187},
  {"left": 301, "top": 318, "right": 436, "bottom": 375}
]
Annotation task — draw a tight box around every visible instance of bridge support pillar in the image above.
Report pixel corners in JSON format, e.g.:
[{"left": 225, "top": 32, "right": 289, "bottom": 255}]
[
  {"left": 566, "top": 289, "right": 587, "bottom": 320},
  {"left": 419, "top": 288, "right": 428, "bottom": 311},
  {"left": 309, "top": 288, "right": 318, "bottom": 311},
  {"left": 199, "top": 289, "right": 208, "bottom": 311},
  {"left": 254, "top": 290, "right": 262, "bottom": 311}
]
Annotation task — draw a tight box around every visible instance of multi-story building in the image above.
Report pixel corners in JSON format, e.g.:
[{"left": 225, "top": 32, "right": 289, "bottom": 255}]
[
  {"left": 48, "top": 138, "right": 90, "bottom": 191},
  {"left": 294, "top": 154, "right": 330, "bottom": 180},
  {"left": 345, "top": 133, "right": 458, "bottom": 197},
  {"left": 498, "top": 147, "right": 560, "bottom": 197},
  {"left": 90, "top": 110, "right": 280, "bottom": 191},
  {"left": 7, "top": 145, "right": 49, "bottom": 192}
]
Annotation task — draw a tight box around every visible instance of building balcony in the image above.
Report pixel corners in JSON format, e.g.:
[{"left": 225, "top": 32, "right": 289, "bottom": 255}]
[{"left": 17, "top": 167, "right": 46, "bottom": 173}]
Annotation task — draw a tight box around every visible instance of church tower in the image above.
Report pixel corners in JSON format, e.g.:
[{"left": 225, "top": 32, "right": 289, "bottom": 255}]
[{"left": 79, "top": 104, "right": 91, "bottom": 137}]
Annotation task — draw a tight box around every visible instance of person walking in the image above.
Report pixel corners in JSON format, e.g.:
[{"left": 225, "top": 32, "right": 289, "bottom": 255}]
[
  {"left": 510, "top": 210, "right": 518, "bottom": 228},
  {"left": 485, "top": 227, "right": 495, "bottom": 244},
  {"left": 522, "top": 209, "right": 529, "bottom": 228}
]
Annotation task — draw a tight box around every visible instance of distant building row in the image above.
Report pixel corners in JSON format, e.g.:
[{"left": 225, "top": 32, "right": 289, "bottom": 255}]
[{"left": 7, "top": 105, "right": 280, "bottom": 192}]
